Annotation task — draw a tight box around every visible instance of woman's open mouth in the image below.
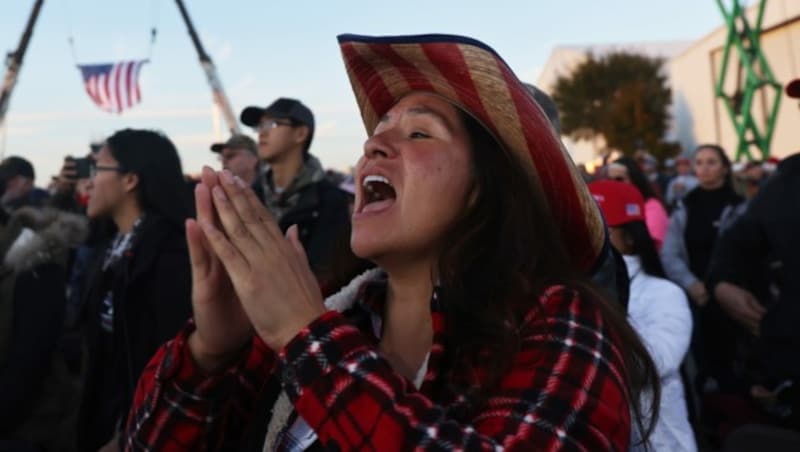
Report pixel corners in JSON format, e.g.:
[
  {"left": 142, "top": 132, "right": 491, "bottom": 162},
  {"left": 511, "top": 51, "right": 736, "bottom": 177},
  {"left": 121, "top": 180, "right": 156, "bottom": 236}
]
[{"left": 360, "top": 174, "right": 396, "bottom": 214}]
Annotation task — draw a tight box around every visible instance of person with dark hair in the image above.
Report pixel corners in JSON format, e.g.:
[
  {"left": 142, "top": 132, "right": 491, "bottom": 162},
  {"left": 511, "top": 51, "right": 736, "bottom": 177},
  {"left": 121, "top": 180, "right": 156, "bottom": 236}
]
[
  {"left": 609, "top": 156, "right": 670, "bottom": 249},
  {"left": 75, "top": 129, "right": 193, "bottom": 451},
  {"left": 0, "top": 156, "right": 50, "bottom": 213},
  {"left": 123, "top": 34, "right": 660, "bottom": 451},
  {"left": 590, "top": 180, "right": 695, "bottom": 451},
  {"left": 239, "top": 98, "right": 351, "bottom": 278},
  {"left": 635, "top": 150, "right": 671, "bottom": 200},
  {"left": 661, "top": 144, "right": 745, "bottom": 395}
]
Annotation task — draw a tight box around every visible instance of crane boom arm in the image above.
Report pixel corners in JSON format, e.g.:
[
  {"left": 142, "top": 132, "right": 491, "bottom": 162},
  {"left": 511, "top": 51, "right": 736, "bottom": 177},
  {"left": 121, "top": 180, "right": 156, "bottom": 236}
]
[
  {"left": 175, "top": 0, "right": 241, "bottom": 135},
  {"left": 0, "top": 0, "right": 45, "bottom": 129}
]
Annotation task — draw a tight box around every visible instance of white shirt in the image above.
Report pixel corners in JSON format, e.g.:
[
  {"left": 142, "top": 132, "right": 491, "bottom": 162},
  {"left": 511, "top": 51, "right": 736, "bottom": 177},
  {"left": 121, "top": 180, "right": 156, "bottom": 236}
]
[{"left": 624, "top": 255, "right": 697, "bottom": 452}]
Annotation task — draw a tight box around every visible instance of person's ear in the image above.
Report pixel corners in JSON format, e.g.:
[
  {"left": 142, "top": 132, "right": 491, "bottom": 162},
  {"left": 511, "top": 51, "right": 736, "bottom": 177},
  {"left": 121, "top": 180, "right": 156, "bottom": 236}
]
[
  {"left": 293, "top": 125, "right": 310, "bottom": 147},
  {"left": 122, "top": 172, "right": 139, "bottom": 194}
]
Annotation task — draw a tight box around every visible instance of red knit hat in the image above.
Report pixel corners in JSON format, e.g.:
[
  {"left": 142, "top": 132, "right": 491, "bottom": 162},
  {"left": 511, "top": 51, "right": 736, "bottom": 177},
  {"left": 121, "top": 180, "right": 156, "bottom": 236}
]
[
  {"left": 588, "top": 180, "right": 645, "bottom": 227},
  {"left": 337, "top": 34, "right": 605, "bottom": 272}
]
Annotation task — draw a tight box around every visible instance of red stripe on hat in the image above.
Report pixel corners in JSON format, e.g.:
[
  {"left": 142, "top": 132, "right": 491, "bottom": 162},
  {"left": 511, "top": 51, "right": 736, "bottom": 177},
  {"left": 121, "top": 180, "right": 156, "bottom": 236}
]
[
  {"left": 421, "top": 43, "right": 495, "bottom": 131},
  {"left": 498, "top": 63, "right": 595, "bottom": 268},
  {"left": 342, "top": 42, "right": 396, "bottom": 125},
  {"left": 367, "top": 43, "right": 436, "bottom": 92}
]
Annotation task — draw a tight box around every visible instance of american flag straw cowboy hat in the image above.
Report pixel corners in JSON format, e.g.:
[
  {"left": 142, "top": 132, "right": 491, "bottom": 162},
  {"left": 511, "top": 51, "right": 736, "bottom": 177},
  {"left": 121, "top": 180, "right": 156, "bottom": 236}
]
[{"left": 338, "top": 33, "right": 607, "bottom": 272}]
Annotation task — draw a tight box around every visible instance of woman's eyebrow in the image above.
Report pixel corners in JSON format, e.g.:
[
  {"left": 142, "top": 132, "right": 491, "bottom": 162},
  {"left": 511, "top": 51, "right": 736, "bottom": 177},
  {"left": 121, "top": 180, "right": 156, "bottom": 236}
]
[
  {"left": 406, "top": 106, "right": 450, "bottom": 127},
  {"left": 377, "top": 106, "right": 453, "bottom": 131}
]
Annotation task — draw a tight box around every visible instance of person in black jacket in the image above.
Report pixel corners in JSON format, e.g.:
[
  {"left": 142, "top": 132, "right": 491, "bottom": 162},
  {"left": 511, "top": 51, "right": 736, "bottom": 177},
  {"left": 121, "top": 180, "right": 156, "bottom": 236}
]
[
  {"left": 75, "top": 129, "right": 193, "bottom": 452},
  {"left": 710, "top": 76, "right": 800, "bottom": 452},
  {"left": 707, "top": 153, "right": 800, "bottom": 426},
  {"left": 240, "top": 98, "right": 352, "bottom": 283}
]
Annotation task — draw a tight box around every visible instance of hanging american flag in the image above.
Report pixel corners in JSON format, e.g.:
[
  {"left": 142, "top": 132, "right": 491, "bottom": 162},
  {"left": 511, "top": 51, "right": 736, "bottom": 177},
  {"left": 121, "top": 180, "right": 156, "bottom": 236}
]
[{"left": 77, "top": 60, "right": 147, "bottom": 114}]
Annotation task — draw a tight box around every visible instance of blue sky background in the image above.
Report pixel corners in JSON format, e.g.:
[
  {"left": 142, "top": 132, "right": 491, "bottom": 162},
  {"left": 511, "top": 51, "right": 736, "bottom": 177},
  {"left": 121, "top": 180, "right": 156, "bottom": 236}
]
[{"left": 1, "top": 0, "right": 729, "bottom": 185}]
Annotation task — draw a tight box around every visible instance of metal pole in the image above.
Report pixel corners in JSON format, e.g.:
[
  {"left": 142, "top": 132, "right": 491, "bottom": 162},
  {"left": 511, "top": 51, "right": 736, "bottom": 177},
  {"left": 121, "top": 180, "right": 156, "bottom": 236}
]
[
  {"left": 0, "top": 0, "right": 45, "bottom": 138},
  {"left": 174, "top": 0, "right": 241, "bottom": 135}
]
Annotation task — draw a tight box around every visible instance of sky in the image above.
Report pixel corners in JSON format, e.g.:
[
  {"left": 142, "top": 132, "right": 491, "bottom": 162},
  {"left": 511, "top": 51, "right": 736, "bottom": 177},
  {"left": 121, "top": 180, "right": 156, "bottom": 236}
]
[{"left": 1, "top": 0, "right": 729, "bottom": 186}]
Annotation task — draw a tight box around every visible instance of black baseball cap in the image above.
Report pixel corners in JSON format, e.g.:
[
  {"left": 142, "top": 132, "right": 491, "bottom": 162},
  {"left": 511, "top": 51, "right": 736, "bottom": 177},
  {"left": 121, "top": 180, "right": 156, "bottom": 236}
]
[
  {"left": 210, "top": 134, "right": 258, "bottom": 155},
  {"left": 240, "top": 98, "right": 315, "bottom": 146},
  {"left": 0, "top": 156, "right": 35, "bottom": 181}
]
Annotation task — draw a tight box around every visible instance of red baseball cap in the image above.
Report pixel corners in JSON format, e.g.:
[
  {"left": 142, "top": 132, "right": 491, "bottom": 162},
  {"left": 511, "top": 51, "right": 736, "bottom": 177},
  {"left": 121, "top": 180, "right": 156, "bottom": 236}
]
[{"left": 588, "top": 180, "right": 645, "bottom": 227}]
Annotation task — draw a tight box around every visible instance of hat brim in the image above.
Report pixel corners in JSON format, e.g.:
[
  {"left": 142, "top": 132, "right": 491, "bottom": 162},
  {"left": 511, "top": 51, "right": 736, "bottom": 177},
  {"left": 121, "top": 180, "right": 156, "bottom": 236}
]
[
  {"left": 337, "top": 33, "right": 605, "bottom": 272},
  {"left": 240, "top": 106, "right": 267, "bottom": 127},
  {"left": 787, "top": 79, "right": 800, "bottom": 99}
]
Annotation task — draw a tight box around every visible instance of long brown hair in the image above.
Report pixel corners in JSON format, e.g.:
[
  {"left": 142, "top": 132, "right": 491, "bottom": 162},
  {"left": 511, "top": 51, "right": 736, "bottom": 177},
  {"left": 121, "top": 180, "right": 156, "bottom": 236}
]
[{"left": 436, "top": 111, "right": 660, "bottom": 442}]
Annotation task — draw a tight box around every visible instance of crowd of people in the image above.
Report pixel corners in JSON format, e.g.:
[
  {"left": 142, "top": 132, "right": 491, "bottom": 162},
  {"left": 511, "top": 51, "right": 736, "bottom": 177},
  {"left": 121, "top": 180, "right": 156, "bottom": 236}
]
[{"left": 0, "top": 33, "right": 797, "bottom": 452}]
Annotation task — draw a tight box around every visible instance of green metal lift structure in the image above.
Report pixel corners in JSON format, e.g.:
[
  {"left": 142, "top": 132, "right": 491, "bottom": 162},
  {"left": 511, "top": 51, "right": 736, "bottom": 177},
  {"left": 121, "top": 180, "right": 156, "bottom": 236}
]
[{"left": 715, "top": 0, "right": 782, "bottom": 162}]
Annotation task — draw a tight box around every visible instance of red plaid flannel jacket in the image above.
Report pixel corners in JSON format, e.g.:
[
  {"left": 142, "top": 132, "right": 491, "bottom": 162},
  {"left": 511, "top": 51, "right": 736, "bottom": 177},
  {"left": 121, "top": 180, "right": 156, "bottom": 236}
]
[{"left": 123, "top": 276, "right": 631, "bottom": 451}]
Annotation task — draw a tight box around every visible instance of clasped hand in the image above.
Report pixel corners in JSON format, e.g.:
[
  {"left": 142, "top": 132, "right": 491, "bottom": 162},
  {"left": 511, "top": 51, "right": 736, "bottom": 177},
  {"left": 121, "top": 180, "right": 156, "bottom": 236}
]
[{"left": 186, "top": 167, "right": 325, "bottom": 371}]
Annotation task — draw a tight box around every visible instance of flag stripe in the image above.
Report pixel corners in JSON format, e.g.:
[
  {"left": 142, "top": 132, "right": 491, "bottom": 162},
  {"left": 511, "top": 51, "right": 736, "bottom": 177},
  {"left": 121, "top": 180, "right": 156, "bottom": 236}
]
[
  {"left": 110, "top": 63, "right": 120, "bottom": 113},
  {"left": 98, "top": 73, "right": 110, "bottom": 111},
  {"left": 115, "top": 62, "right": 124, "bottom": 113},
  {"left": 133, "top": 61, "right": 142, "bottom": 104},
  {"left": 77, "top": 60, "right": 147, "bottom": 114},
  {"left": 124, "top": 62, "right": 135, "bottom": 109}
]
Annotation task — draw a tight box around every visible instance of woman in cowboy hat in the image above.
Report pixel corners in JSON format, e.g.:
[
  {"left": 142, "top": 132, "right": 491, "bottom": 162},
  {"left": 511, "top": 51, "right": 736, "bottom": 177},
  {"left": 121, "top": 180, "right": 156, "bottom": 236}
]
[{"left": 123, "top": 34, "right": 658, "bottom": 451}]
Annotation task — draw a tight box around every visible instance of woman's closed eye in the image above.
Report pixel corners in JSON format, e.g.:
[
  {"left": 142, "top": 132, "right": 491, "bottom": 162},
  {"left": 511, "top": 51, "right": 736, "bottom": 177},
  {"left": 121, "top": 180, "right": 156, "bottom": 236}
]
[{"left": 409, "top": 130, "right": 431, "bottom": 139}]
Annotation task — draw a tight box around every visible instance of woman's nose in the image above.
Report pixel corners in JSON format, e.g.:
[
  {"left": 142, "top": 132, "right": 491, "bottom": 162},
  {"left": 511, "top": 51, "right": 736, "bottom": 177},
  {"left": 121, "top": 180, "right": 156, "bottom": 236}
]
[{"left": 363, "top": 130, "right": 398, "bottom": 160}]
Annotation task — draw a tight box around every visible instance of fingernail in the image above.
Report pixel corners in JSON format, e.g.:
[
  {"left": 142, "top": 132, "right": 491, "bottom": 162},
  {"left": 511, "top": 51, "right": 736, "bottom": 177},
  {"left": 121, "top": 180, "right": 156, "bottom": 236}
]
[
  {"left": 221, "top": 170, "right": 234, "bottom": 185},
  {"left": 234, "top": 175, "right": 247, "bottom": 189},
  {"left": 212, "top": 186, "right": 227, "bottom": 201}
]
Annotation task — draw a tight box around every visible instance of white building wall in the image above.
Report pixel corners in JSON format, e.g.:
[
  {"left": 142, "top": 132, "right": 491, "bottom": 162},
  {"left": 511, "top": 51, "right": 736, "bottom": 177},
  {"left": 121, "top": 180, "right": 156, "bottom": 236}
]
[{"left": 669, "top": 0, "right": 800, "bottom": 159}]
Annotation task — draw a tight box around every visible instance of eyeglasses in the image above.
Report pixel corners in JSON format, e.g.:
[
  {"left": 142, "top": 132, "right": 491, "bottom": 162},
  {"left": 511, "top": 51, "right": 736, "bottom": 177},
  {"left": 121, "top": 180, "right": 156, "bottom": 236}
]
[
  {"left": 90, "top": 165, "right": 124, "bottom": 178},
  {"left": 256, "top": 119, "right": 294, "bottom": 132}
]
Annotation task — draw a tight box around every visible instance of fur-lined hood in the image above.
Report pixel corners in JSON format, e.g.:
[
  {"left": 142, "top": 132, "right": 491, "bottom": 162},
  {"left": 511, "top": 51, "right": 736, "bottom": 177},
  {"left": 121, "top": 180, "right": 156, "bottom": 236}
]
[
  {"left": 1, "top": 207, "right": 89, "bottom": 273},
  {"left": 264, "top": 268, "right": 395, "bottom": 450}
]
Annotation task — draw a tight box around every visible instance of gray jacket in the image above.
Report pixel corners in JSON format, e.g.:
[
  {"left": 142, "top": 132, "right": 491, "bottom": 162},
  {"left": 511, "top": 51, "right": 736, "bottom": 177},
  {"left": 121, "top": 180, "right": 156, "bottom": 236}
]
[{"left": 660, "top": 199, "right": 747, "bottom": 291}]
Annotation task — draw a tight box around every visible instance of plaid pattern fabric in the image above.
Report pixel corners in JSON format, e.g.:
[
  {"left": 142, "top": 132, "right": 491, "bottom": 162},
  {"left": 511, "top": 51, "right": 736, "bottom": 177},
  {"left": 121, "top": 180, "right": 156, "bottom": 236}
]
[{"left": 124, "top": 277, "right": 631, "bottom": 451}]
